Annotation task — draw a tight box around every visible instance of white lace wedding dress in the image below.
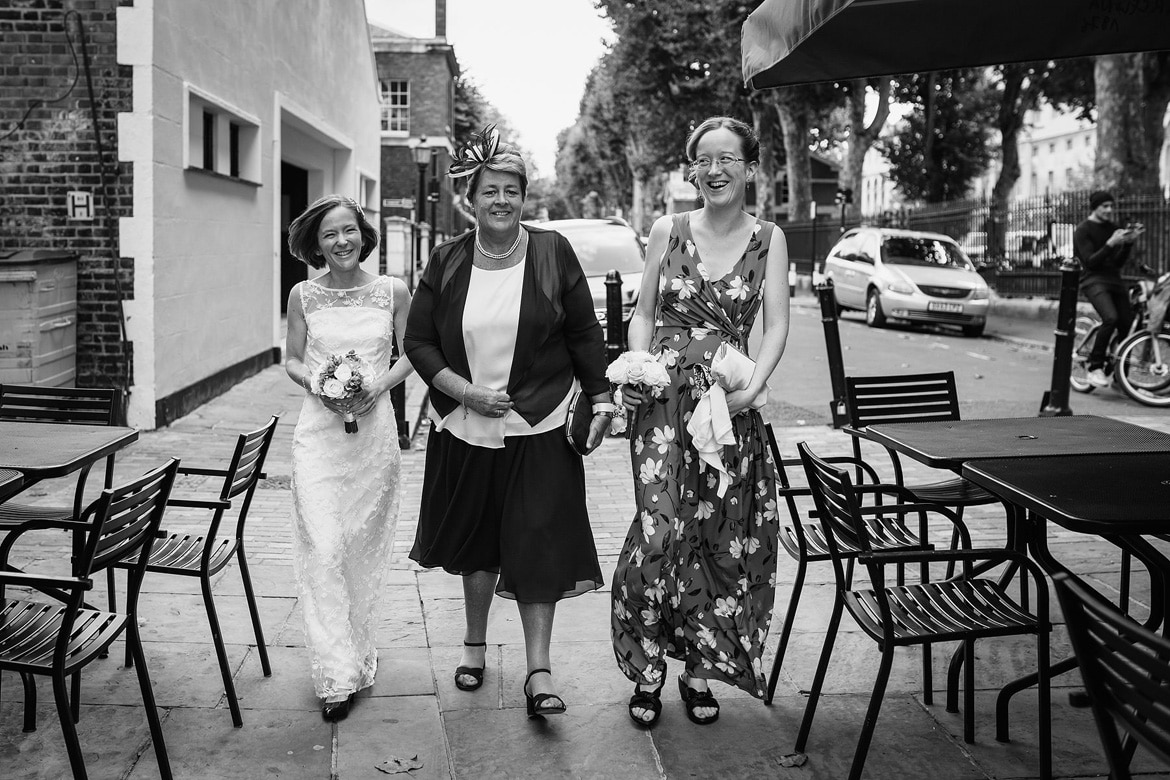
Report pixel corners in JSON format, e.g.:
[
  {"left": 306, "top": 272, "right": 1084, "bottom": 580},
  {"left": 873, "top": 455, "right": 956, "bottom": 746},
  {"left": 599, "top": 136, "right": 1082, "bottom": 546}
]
[{"left": 291, "top": 276, "right": 401, "bottom": 699}]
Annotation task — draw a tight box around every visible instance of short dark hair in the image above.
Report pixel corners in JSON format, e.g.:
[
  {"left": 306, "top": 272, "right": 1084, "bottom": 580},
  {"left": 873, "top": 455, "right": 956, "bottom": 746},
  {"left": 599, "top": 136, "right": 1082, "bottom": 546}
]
[
  {"left": 287, "top": 195, "right": 379, "bottom": 269},
  {"left": 685, "top": 116, "right": 761, "bottom": 166}
]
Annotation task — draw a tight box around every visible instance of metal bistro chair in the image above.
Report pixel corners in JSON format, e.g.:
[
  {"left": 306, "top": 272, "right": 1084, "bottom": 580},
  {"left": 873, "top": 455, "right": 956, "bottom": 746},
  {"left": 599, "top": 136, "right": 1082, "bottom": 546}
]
[
  {"left": 843, "top": 372, "right": 1009, "bottom": 581},
  {"left": 0, "top": 385, "right": 123, "bottom": 533},
  {"left": 0, "top": 459, "right": 178, "bottom": 780},
  {"left": 1054, "top": 571, "right": 1170, "bottom": 780},
  {"left": 764, "top": 423, "right": 950, "bottom": 704},
  {"left": 112, "top": 416, "right": 278, "bottom": 727},
  {"left": 794, "top": 441, "right": 1052, "bottom": 780}
]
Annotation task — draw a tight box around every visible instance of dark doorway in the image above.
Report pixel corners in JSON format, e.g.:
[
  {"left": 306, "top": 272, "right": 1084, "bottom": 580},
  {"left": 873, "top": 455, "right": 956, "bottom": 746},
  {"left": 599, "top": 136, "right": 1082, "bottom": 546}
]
[{"left": 280, "top": 162, "right": 310, "bottom": 313}]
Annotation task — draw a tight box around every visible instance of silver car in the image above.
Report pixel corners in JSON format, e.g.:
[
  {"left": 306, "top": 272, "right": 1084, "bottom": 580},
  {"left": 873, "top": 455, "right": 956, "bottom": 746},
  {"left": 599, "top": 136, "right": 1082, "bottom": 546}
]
[
  {"left": 825, "top": 227, "right": 990, "bottom": 337},
  {"left": 538, "top": 218, "right": 645, "bottom": 343}
]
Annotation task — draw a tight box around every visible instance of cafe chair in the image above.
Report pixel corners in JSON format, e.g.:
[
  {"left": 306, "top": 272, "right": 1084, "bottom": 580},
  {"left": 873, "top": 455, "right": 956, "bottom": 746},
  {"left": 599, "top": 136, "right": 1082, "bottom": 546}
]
[
  {"left": 843, "top": 372, "right": 1007, "bottom": 579},
  {"left": 1053, "top": 571, "right": 1170, "bottom": 780},
  {"left": 764, "top": 423, "right": 947, "bottom": 704},
  {"left": 794, "top": 441, "right": 1052, "bottom": 780},
  {"left": 112, "top": 415, "right": 278, "bottom": 728},
  {"left": 0, "top": 459, "right": 178, "bottom": 780},
  {"left": 0, "top": 385, "right": 123, "bottom": 531}
]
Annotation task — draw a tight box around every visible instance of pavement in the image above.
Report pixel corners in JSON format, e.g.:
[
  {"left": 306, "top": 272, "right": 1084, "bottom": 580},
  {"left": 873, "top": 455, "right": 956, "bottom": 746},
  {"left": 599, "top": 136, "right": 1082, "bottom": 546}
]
[{"left": 3, "top": 290, "right": 1170, "bottom": 779}]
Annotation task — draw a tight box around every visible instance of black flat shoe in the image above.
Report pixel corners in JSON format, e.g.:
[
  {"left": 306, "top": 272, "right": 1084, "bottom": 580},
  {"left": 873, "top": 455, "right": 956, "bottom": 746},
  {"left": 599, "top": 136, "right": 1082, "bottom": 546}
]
[
  {"left": 628, "top": 681, "right": 663, "bottom": 726},
  {"left": 455, "top": 641, "right": 486, "bottom": 692},
  {"left": 524, "top": 668, "right": 566, "bottom": 718},
  {"left": 678, "top": 675, "right": 719, "bottom": 725},
  {"left": 322, "top": 694, "right": 352, "bottom": 722}
]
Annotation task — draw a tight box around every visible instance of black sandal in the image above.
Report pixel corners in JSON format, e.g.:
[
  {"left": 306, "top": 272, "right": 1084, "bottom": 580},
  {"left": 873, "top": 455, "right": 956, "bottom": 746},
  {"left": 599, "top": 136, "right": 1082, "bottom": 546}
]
[
  {"left": 678, "top": 675, "right": 719, "bottom": 725},
  {"left": 524, "top": 668, "right": 566, "bottom": 718},
  {"left": 454, "top": 641, "right": 486, "bottom": 692},
  {"left": 628, "top": 682, "right": 663, "bottom": 726}
]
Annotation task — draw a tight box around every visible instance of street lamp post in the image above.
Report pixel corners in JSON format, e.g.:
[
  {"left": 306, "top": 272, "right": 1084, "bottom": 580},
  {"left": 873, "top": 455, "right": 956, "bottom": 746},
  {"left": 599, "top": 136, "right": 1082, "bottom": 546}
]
[{"left": 412, "top": 136, "right": 431, "bottom": 281}]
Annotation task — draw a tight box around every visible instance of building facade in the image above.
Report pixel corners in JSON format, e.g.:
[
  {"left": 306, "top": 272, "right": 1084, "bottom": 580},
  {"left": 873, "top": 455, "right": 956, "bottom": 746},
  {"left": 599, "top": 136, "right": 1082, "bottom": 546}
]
[
  {"left": 1, "top": 0, "right": 382, "bottom": 428},
  {"left": 371, "top": 2, "right": 463, "bottom": 292}
]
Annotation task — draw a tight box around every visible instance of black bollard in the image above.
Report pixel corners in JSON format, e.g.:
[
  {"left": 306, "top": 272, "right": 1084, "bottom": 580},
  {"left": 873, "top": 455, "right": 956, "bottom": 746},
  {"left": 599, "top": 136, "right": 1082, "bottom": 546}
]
[
  {"left": 1039, "top": 260, "right": 1080, "bottom": 417},
  {"left": 389, "top": 347, "right": 410, "bottom": 449},
  {"left": 605, "top": 270, "right": 625, "bottom": 363},
  {"left": 817, "top": 280, "right": 849, "bottom": 427}
]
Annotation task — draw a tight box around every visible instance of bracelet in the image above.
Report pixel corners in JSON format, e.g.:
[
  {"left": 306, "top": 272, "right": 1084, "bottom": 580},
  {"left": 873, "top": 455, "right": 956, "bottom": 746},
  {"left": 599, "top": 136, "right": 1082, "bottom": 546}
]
[
  {"left": 592, "top": 402, "right": 618, "bottom": 418},
  {"left": 301, "top": 374, "right": 311, "bottom": 393},
  {"left": 461, "top": 381, "right": 471, "bottom": 419}
]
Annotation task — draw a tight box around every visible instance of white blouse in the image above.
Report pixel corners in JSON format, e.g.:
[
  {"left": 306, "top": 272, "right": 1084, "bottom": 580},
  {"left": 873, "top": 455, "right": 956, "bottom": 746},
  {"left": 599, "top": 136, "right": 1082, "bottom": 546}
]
[{"left": 432, "top": 256, "right": 575, "bottom": 449}]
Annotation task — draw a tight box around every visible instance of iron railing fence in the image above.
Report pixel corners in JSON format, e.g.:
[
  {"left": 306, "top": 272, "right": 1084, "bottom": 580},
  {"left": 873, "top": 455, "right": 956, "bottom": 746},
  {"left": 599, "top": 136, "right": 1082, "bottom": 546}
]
[{"left": 776, "top": 190, "right": 1169, "bottom": 298}]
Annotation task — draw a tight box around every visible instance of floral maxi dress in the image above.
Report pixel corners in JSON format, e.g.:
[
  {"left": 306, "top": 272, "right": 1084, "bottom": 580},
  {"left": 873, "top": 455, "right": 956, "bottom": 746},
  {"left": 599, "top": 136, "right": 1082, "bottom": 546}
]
[{"left": 612, "top": 213, "right": 779, "bottom": 698}]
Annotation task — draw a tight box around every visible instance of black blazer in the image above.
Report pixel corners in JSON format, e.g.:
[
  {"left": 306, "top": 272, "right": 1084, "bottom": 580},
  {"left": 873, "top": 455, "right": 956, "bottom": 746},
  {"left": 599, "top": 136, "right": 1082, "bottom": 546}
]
[{"left": 404, "top": 225, "right": 609, "bottom": 426}]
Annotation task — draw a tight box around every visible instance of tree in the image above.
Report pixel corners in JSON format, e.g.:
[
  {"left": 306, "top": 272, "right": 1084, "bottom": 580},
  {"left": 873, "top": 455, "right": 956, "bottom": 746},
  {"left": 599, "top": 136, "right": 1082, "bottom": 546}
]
[
  {"left": 1094, "top": 52, "right": 1170, "bottom": 193},
  {"left": 880, "top": 70, "right": 998, "bottom": 203},
  {"left": 769, "top": 83, "right": 842, "bottom": 219},
  {"left": 839, "top": 78, "right": 891, "bottom": 220}
]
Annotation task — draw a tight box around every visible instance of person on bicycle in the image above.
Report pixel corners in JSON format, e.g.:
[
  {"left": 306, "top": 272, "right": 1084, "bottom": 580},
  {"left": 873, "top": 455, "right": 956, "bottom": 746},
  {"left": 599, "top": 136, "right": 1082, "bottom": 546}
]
[{"left": 1074, "top": 190, "right": 1143, "bottom": 387}]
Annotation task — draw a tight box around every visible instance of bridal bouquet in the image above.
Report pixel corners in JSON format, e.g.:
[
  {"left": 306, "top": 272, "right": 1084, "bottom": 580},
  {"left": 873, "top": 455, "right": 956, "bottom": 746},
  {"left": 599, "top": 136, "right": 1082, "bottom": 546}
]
[
  {"left": 605, "top": 350, "right": 671, "bottom": 435},
  {"left": 312, "top": 350, "right": 372, "bottom": 434}
]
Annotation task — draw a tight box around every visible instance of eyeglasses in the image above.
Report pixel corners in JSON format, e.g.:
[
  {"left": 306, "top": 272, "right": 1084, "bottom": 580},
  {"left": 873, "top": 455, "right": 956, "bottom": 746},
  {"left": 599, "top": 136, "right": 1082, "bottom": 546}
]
[{"left": 689, "top": 155, "right": 747, "bottom": 171}]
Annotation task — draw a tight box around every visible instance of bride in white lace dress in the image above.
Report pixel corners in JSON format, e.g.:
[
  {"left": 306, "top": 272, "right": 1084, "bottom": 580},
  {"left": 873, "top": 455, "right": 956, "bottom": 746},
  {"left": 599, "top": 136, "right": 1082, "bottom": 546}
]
[{"left": 284, "top": 195, "right": 413, "bottom": 722}]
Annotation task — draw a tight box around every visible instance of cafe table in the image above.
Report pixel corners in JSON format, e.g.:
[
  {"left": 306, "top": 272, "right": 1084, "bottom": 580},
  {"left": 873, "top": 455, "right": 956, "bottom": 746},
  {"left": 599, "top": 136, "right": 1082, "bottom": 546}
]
[
  {"left": 0, "top": 420, "right": 139, "bottom": 565},
  {"left": 962, "top": 452, "right": 1170, "bottom": 711},
  {"left": 863, "top": 415, "right": 1170, "bottom": 471}
]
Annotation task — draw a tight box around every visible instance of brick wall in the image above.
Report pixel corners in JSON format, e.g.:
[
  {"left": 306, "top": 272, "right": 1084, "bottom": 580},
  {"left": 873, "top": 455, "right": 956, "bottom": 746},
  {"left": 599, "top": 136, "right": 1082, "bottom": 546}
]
[
  {"left": 376, "top": 45, "right": 461, "bottom": 244},
  {"left": 0, "top": 0, "right": 133, "bottom": 392}
]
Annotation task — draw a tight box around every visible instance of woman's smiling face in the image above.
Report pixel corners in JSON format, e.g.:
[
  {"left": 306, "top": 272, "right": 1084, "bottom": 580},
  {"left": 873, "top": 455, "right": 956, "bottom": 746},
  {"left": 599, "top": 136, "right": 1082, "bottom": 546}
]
[
  {"left": 316, "top": 205, "right": 363, "bottom": 272},
  {"left": 472, "top": 169, "right": 525, "bottom": 236},
  {"left": 691, "top": 127, "right": 756, "bottom": 206}
]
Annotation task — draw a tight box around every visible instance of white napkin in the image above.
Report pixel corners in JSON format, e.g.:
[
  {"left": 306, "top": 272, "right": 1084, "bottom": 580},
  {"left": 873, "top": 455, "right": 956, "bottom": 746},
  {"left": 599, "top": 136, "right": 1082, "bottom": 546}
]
[
  {"left": 686, "top": 383, "right": 736, "bottom": 497},
  {"left": 710, "top": 342, "right": 768, "bottom": 409}
]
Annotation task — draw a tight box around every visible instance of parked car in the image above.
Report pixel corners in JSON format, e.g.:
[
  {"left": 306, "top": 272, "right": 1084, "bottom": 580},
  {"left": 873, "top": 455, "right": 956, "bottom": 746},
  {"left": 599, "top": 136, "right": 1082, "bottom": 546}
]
[
  {"left": 537, "top": 218, "right": 645, "bottom": 343},
  {"left": 824, "top": 227, "right": 991, "bottom": 337}
]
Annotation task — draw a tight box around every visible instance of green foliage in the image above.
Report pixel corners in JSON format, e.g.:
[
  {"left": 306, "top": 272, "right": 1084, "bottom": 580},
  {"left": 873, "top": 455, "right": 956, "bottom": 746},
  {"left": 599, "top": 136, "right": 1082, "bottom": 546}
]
[{"left": 880, "top": 70, "right": 998, "bottom": 202}]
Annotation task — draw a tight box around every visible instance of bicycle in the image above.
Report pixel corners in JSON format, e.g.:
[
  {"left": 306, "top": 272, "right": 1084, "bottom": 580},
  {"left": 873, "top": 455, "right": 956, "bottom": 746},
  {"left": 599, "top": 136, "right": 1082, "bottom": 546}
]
[{"left": 1069, "top": 264, "right": 1170, "bottom": 406}]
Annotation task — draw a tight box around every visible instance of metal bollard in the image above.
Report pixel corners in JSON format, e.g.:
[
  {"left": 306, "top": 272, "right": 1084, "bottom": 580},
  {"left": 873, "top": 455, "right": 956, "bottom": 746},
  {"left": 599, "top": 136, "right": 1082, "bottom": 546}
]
[
  {"left": 605, "top": 270, "right": 624, "bottom": 364},
  {"left": 1039, "top": 259, "right": 1080, "bottom": 417},
  {"left": 816, "top": 280, "right": 849, "bottom": 427}
]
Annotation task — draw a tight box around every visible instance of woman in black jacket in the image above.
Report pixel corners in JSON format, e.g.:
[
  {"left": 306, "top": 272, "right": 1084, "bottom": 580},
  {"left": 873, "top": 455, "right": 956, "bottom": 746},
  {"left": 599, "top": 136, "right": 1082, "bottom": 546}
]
[{"left": 405, "top": 126, "right": 614, "bottom": 718}]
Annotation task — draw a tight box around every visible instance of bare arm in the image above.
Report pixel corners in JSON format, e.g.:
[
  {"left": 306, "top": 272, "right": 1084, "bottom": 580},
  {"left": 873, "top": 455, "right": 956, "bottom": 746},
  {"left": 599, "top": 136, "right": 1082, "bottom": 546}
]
[
  {"left": 619, "top": 215, "right": 670, "bottom": 414},
  {"left": 726, "top": 226, "right": 791, "bottom": 416}
]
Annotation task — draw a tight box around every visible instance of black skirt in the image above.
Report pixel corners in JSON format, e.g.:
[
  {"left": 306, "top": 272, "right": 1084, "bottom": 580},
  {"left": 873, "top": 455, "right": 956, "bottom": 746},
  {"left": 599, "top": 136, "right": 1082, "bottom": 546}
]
[{"left": 410, "top": 427, "right": 604, "bottom": 602}]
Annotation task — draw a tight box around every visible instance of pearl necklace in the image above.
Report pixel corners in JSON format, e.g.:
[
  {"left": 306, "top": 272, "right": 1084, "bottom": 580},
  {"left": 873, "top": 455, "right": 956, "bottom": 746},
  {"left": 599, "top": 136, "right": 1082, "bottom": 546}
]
[{"left": 475, "top": 229, "right": 522, "bottom": 260}]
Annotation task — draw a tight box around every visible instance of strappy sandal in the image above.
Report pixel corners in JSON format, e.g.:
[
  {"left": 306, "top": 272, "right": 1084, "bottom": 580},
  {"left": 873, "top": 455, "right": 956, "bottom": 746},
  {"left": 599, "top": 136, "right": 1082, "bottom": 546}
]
[
  {"left": 627, "top": 682, "right": 663, "bottom": 726},
  {"left": 524, "top": 668, "right": 566, "bottom": 718},
  {"left": 454, "top": 641, "right": 486, "bottom": 692},
  {"left": 678, "top": 675, "right": 719, "bottom": 725}
]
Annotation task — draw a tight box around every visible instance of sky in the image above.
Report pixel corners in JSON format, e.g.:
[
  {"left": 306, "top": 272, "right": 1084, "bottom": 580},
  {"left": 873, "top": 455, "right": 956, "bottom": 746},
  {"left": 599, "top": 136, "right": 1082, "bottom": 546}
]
[{"left": 366, "top": 0, "right": 615, "bottom": 179}]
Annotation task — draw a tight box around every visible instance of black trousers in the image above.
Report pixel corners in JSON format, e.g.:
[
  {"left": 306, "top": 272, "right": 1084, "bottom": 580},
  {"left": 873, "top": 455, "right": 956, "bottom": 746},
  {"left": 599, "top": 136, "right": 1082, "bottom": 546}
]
[{"left": 1083, "top": 282, "right": 1134, "bottom": 370}]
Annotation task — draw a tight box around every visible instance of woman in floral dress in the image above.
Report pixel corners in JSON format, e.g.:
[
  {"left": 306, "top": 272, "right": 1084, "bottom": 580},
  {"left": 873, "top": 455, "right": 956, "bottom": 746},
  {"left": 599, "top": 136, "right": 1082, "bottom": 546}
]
[{"left": 612, "top": 117, "right": 791, "bottom": 727}]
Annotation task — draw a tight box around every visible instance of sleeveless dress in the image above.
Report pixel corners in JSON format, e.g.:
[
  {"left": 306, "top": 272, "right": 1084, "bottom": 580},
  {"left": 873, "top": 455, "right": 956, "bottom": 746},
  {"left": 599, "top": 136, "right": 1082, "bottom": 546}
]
[
  {"left": 291, "top": 276, "right": 402, "bottom": 699},
  {"left": 611, "top": 213, "right": 779, "bottom": 698}
]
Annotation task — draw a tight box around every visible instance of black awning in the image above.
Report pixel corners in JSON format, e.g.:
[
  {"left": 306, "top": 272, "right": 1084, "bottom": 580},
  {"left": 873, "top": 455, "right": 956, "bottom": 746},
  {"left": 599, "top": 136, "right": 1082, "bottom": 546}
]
[{"left": 743, "top": 0, "right": 1170, "bottom": 90}]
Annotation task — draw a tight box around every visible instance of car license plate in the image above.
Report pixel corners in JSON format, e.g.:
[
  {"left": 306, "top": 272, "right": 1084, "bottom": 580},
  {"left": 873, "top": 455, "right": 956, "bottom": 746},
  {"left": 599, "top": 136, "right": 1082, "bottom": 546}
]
[{"left": 928, "top": 301, "right": 963, "bottom": 313}]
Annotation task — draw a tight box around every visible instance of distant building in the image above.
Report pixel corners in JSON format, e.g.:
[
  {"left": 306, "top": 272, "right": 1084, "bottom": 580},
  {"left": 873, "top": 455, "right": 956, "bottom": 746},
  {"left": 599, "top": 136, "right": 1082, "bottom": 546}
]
[
  {"left": 0, "top": 0, "right": 381, "bottom": 428},
  {"left": 371, "top": 0, "right": 463, "bottom": 291}
]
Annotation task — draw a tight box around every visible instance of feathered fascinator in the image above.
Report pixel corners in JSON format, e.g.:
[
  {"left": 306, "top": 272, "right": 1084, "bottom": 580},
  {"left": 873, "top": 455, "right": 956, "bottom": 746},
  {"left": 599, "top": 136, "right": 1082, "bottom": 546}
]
[{"left": 448, "top": 124, "right": 500, "bottom": 179}]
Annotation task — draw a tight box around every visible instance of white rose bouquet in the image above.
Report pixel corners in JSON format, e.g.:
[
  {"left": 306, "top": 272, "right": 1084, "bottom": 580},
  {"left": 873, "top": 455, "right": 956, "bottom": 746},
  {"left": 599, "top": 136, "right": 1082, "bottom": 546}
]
[
  {"left": 605, "top": 350, "right": 672, "bottom": 436},
  {"left": 311, "top": 350, "right": 372, "bottom": 433}
]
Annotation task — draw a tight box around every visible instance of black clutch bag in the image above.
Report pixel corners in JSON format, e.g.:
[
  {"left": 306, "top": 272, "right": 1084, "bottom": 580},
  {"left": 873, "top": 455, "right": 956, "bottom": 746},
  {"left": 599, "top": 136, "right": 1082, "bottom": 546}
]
[{"left": 564, "top": 390, "right": 592, "bottom": 455}]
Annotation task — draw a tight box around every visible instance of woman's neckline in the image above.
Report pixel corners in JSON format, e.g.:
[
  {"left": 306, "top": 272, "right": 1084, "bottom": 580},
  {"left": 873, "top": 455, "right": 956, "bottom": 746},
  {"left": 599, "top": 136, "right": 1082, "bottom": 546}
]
[
  {"left": 307, "top": 276, "right": 378, "bottom": 292},
  {"left": 684, "top": 212, "right": 760, "bottom": 282}
]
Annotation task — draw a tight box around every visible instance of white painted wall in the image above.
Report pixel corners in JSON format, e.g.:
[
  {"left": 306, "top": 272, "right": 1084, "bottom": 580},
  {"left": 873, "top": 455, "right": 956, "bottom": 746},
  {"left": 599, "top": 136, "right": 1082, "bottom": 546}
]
[{"left": 117, "top": 0, "right": 380, "bottom": 427}]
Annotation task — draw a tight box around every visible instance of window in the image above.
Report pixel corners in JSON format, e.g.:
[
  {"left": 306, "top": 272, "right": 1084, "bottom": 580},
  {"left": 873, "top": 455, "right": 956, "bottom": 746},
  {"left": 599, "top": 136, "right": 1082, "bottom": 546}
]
[
  {"left": 185, "top": 83, "right": 260, "bottom": 184},
  {"left": 380, "top": 80, "right": 409, "bottom": 133},
  {"left": 202, "top": 111, "right": 215, "bottom": 171},
  {"left": 1066, "top": 139, "right": 1073, "bottom": 151}
]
